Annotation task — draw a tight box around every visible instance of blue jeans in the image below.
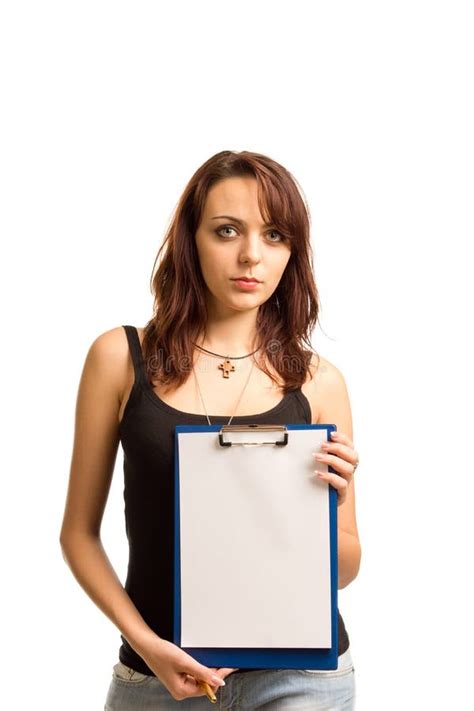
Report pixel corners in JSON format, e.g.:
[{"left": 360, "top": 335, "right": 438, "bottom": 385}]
[{"left": 104, "top": 646, "right": 355, "bottom": 710}]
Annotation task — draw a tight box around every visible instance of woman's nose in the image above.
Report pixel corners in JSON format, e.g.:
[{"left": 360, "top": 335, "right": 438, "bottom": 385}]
[{"left": 238, "top": 235, "right": 262, "bottom": 263}]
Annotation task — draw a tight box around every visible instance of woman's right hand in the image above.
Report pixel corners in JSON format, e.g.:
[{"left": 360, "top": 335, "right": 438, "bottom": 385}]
[{"left": 137, "top": 636, "right": 238, "bottom": 701}]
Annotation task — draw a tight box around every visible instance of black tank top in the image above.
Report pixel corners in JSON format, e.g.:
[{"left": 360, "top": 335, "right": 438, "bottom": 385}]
[{"left": 118, "top": 325, "right": 349, "bottom": 675}]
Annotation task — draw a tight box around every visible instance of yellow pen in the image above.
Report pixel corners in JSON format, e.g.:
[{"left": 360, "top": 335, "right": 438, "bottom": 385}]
[{"left": 198, "top": 680, "right": 218, "bottom": 703}]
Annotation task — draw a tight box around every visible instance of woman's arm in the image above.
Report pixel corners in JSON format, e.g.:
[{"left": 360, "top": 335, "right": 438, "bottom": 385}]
[
  {"left": 59, "top": 328, "right": 157, "bottom": 658},
  {"left": 309, "top": 355, "right": 362, "bottom": 589},
  {"left": 337, "top": 529, "right": 361, "bottom": 589}
]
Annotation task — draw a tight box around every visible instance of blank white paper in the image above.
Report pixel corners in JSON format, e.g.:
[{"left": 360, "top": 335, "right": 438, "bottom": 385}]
[{"left": 177, "top": 427, "right": 333, "bottom": 648}]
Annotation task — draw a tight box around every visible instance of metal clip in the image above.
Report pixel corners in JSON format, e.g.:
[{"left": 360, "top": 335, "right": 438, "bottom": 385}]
[{"left": 218, "top": 424, "right": 288, "bottom": 447}]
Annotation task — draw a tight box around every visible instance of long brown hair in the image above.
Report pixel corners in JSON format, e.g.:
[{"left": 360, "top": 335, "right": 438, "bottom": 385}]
[{"left": 142, "top": 150, "right": 320, "bottom": 394}]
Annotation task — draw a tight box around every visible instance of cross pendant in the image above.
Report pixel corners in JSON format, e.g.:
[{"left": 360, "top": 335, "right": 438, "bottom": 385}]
[{"left": 218, "top": 358, "right": 235, "bottom": 378}]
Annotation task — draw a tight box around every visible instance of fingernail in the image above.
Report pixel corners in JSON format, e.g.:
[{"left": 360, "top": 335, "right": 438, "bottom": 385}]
[
  {"left": 212, "top": 676, "right": 225, "bottom": 686},
  {"left": 330, "top": 432, "right": 338, "bottom": 438}
]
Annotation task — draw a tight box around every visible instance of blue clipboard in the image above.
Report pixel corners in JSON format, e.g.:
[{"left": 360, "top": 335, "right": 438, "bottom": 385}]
[{"left": 173, "top": 423, "right": 339, "bottom": 670}]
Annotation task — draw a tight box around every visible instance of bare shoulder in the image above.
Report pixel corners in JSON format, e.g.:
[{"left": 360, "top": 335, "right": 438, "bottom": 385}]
[
  {"left": 85, "top": 325, "right": 131, "bottom": 403},
  {"left": 308, "top": 352, "right": 347, "bottom": 389},
  {"left": 88, "top": 325, "right": 129, "bottom": 368},
  {"left": 89, "top": 325, "right": 128, "bottom": 354},
  {"left": 303, "top": 352, "right": 352, "bottom": 430}
]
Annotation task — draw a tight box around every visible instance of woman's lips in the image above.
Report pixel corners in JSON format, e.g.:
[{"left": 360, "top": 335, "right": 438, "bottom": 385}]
[{"left": 232, "top": 279, "right": 260, "bottom": 290}]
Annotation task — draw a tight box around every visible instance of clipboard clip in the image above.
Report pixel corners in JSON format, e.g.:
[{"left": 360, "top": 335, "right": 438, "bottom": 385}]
[{"left": 218, "top": 424, "right": 289, "bottom": 447}]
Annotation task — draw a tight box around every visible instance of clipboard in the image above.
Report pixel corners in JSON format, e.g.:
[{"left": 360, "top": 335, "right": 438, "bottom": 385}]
[{"left": 173, "top": 423, "right": 339, "bottom": 670}]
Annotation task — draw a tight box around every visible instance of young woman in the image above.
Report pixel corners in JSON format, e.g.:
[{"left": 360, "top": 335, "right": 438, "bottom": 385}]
[{"left": 60, "top": 150, "right": 361, "bottom": 710}]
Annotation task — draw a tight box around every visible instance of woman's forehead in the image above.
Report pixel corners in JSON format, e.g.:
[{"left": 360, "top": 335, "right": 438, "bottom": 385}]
[{"left": 203, "top": 177, "right": 269, "bottom": 223}]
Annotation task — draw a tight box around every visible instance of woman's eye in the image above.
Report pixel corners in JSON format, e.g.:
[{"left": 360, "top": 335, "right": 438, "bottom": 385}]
[
  {"left": 216, "top": 226, "right": 238, "bottom": 238},
  {"left": 267, "top": 230, "right": 285, "bottom": 242},
  {"left": 216, "top": 226, "right": 285, "bottom": 242}
]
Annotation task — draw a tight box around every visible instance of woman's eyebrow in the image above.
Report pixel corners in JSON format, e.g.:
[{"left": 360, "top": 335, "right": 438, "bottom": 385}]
[{"left": 210, "top": 215, "right": 275, "bottom": 227}]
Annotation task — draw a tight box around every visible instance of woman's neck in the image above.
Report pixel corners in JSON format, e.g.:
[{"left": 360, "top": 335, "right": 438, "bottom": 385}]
[{"left": 196, "top": 319, "right": 259, "bottom": 356}]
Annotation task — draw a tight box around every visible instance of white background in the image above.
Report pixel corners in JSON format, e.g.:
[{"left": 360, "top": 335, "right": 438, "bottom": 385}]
[{"left": 2, "top": 1, "right": 473, "bottom": 708}]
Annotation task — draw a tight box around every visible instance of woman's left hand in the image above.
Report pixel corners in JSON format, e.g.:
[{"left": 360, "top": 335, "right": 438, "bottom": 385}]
[{"left": 312, "top": 431, "right": 359, "bottom": 506}]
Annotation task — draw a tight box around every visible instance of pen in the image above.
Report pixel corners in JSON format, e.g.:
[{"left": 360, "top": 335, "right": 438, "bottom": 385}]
[{"left": 198, "top": 680, "right": 218, "bottom": 703}]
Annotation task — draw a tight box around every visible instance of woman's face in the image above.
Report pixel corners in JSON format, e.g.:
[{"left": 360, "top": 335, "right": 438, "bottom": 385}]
[{"left": 195, "top": 176, "right": 292, "bottom": 314}]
